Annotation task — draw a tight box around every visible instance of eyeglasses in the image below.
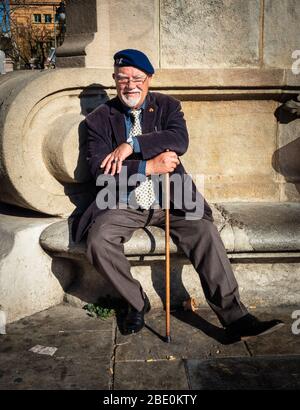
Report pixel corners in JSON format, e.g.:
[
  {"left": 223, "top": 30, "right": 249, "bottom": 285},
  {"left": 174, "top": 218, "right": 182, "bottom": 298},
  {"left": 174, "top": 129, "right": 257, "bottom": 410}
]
[{"left": 115, "top": 75, "right": 148, "bottom": 85}]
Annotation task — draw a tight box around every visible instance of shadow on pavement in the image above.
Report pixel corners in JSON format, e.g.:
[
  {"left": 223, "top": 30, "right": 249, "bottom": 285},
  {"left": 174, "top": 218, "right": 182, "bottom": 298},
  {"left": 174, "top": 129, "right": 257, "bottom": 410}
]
[{"left": 171, "top": 310, "right": 240, "bottom": 345}]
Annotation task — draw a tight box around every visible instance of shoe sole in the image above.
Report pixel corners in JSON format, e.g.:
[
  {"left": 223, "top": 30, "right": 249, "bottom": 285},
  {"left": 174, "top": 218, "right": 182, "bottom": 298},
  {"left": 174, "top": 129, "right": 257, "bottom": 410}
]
[{"left": 241, "top": 322, "right": 285, "bottom": 341}]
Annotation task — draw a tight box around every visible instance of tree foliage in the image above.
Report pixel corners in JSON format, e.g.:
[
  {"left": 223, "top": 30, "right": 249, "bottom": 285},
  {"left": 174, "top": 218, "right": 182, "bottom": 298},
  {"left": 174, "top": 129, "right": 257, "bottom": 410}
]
[{"left": 0, "top": 0, "right": 54, "bottom": 68}]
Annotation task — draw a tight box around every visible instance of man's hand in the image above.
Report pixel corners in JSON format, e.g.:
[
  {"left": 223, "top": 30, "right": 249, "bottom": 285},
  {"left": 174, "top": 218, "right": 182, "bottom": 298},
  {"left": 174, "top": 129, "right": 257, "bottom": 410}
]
[
  {"left": 100, "top": 143, "right": 133, "bottom": 175},
  {"left": 146, "top": 151, "right": 180, "bottom": 175}
]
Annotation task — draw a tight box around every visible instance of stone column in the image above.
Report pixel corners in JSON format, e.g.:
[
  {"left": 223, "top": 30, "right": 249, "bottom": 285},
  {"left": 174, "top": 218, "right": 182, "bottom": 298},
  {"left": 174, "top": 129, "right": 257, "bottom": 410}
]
[{"left": 57, "top": 0, "right": 159, "bottom": 69}]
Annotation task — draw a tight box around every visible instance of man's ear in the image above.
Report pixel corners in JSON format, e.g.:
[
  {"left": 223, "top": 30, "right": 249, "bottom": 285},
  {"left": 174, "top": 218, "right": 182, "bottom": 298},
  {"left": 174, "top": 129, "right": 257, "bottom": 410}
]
[{"left": 112, "top": 72, "right": 116, "bottom": 80}]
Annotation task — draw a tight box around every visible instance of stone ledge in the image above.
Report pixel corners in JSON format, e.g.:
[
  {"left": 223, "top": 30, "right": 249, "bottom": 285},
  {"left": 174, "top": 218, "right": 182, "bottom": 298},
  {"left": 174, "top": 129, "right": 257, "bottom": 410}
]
[
  {"left": 2, "top": 68, "right": 300, "bottom": 92},
  {"left": 0, "top": 209, "right": 63, "bottom": 323},
  {"left": 39, "top": 202, "right": 300, "bottom": 259},
  {"left": 216, "top": 202, "right": 300, "bottom": 252}
]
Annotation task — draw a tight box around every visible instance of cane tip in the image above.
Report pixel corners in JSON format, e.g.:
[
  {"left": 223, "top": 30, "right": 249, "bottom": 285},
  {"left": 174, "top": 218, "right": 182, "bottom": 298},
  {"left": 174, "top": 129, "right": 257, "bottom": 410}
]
[{"left": 165, "top": 335, "right": 171, "bottom": 343}]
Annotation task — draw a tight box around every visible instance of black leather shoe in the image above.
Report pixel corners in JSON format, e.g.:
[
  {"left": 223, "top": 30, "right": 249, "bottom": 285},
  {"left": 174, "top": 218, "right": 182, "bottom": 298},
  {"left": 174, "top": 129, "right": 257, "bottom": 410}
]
[
  {"left": 225, "top": 313, "right": 284, "bottom": 341},
  {"left": 123, "top": 294, "right": 151, "bottom": 335}
]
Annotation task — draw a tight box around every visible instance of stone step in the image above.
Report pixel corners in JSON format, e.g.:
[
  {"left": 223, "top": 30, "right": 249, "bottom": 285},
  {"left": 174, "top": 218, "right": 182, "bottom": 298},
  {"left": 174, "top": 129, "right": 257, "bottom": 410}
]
[
  {"left": 1, "top": 202, "right": 300, "bottom": 323},
  {"left": 39, "top": 202, "right": 300, "bottom": 310}
]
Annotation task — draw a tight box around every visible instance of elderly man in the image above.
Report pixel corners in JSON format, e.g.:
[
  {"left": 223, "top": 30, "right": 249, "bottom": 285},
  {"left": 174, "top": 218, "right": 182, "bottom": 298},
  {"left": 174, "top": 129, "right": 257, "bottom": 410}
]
[{"left": 75, "top": 49, "right": 283, "bottom": 339}]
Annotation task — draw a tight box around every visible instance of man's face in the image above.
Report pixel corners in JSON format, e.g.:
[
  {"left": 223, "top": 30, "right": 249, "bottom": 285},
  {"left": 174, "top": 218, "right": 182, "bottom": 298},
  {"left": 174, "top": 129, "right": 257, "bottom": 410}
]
[{"left": 113, "top": 66, "right": 152, "bottom": 108}]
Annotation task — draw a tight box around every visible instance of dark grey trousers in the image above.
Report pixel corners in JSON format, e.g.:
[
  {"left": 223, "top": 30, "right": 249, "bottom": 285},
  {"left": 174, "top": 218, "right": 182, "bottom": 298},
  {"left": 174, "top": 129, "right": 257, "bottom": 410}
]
[{"left": 86, "top": 208, "right": 248, "bottom": 326}]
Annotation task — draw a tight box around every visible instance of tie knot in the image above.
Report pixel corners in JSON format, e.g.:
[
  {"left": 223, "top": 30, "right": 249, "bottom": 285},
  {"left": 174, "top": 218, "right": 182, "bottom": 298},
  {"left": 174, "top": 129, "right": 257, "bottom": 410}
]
[{"left": 130, "top": 109, "right": 141, "bottom": 121}]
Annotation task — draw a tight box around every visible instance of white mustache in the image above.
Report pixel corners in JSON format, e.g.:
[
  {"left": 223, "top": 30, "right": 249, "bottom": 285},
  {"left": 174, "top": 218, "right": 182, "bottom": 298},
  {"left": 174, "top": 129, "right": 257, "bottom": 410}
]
[
  {"left": 123, "top": 89, "right": 141, "bottom": 94},
  {"left": 120, "top": 90, "right": 141, "bottom": 108}
]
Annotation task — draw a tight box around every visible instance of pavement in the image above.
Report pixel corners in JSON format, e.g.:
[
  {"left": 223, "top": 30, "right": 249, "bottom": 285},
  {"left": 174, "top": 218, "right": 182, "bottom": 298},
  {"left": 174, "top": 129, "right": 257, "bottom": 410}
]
[{"left": 0, "top": 303, "right": 300, "bottom": 390}]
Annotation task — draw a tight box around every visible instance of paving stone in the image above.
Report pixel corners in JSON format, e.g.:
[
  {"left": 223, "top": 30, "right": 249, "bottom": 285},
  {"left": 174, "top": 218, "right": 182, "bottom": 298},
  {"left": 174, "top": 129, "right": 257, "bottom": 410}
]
[
  {"left": 115, "top": 308, "right": 247, "bottom": 361},
  {"left": 114, "top": 360, "right": 189, "bottom": 390},
  {"left": 5, "top": 304, "right": 114, "bottom": 335},
  {"left": 0, "top": 353, "right": 111, "bottom": 390},
  {"left": 0, "top": 330, "right": 113, "bottom": 359},
  {"left": 1, "top": 304, "right": 299, "bottom": 390},
  {"left": 0, "top": 304, "right": 115, "bottom": 390},
  {"left": 186, "top": 355, "right": 300, "bottom": 390},
  {"left": 244, "top": 306, "right": 300, "bottom": 356}
]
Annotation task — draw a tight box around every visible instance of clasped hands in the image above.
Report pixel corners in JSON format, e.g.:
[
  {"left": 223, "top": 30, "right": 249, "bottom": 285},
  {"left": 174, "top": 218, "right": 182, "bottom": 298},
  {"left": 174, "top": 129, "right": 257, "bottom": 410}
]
[
  {"left": 100, "top": 142, "right": 133, "bottom": 175},
  {"left": 100, "top": 143, "right": 180, "bottom": 176}
]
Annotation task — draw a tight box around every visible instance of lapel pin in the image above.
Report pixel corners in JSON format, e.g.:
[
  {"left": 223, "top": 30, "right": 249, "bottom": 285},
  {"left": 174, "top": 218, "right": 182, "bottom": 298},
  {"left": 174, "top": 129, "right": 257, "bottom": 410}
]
[{"left": 149, "top": 108, "right": 154, "bottom": 112}]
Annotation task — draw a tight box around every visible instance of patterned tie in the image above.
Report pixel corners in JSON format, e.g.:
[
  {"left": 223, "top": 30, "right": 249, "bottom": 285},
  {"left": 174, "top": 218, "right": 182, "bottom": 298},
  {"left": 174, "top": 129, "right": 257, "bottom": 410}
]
[{"left": 129, "top": 109, "right": 156, "bottom": 209}]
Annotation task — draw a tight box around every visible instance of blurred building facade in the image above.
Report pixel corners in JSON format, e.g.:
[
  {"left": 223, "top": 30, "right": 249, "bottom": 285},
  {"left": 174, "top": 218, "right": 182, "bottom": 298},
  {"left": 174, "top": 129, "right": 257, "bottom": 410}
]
[{"left": 8, "top": 0, "right": 66, "bottom": 68}]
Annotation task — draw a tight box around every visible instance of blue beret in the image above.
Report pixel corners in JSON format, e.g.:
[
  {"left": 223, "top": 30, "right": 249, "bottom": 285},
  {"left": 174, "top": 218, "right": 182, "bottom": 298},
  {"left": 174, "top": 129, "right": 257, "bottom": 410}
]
[{"left": 113, "top": 49, "right": 155, "bottom": 75}]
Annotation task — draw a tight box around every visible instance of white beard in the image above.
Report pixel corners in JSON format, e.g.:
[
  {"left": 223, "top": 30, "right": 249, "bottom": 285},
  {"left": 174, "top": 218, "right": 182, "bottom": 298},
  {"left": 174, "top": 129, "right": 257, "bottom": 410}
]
[{"left": 120, "top": 91, "right": 141, "bottom": 108}]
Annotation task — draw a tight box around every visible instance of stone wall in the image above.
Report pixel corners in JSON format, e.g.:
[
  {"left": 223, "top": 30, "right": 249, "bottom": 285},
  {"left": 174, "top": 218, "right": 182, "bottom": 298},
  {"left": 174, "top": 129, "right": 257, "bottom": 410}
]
[
  {"left": 0, "top": 68, "right": 299, "bottom": 216},
  {"left": 0, "top": 0, "right": 299, "bottom": 216},
  {"left": 53, "top": 0, "right": 300, "bottom": 207},
  {"left": 58, "top": 0, "right": 300, "bottom": 71}
]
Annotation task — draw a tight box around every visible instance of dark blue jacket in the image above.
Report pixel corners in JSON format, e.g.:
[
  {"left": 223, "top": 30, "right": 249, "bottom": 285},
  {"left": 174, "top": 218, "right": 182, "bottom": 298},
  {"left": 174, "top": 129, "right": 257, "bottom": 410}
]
[{"left": 75, "top": 92, "right": 213, "bottom": 242}]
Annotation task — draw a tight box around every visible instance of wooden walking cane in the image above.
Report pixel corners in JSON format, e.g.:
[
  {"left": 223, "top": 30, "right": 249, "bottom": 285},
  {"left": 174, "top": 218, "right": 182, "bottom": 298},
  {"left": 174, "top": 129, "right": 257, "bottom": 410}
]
[{"left": 164, "top": 171, "right": 171, "bottom": 343}]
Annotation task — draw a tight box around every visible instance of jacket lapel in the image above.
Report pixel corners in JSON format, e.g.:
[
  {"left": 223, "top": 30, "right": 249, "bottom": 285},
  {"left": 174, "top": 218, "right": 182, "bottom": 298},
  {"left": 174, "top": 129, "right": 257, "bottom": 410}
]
[
  {"left": 142, "top": 93, "right": 159, "bottom": 133},
  {"left": 109, "top": 98, "right": 126, "bottom": 147}
]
